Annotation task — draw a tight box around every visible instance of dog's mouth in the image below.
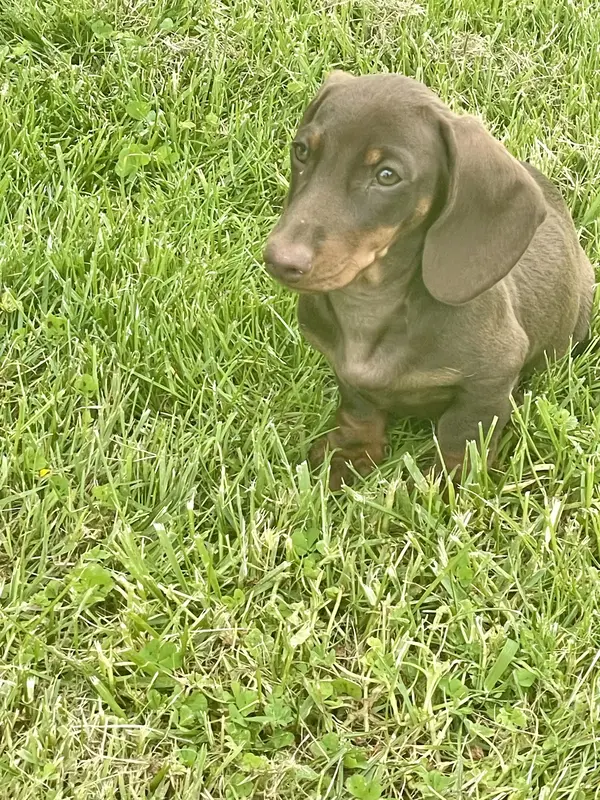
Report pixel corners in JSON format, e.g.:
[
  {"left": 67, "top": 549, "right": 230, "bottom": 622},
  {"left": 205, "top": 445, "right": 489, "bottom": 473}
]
[
  {"left": 278, "top": 260, "right": 376, "bottom": 293},
  {"left": 266, "top": 224, "right": 401, "bottom": 294}
]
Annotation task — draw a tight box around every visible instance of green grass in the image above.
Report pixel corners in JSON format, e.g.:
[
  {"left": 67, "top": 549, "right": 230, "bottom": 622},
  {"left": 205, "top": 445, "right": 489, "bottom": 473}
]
[{"left": 1, "top": 0, "right": 600, "bottom": 797}]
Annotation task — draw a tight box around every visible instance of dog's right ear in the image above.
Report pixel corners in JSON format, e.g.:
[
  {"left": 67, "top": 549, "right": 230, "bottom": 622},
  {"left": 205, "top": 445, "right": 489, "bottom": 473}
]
[
  {"left": 300, "top": 70, "right": 355, "bottom": 124},
  {"left": 323, "top": 69, "right": 354, "bottom": 86}
]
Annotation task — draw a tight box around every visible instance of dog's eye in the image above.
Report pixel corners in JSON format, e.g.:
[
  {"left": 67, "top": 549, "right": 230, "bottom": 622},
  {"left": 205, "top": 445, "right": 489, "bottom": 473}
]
[
  {"left": 293, "top": 142, "right": 309, "bottom": 163},
  {"left": 376, "top": 167, "right": 401, "bottom": 186}
]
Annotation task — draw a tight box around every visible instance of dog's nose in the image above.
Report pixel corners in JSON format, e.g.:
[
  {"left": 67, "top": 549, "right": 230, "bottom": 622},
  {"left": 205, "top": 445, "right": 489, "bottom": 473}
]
[{"left": 263, "top": 240, "right": 313, "bottom": 283}]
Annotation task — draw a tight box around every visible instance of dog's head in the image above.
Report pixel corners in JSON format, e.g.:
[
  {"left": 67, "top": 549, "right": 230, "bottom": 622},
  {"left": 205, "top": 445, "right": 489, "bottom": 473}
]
[{"left": 263, "top": 72, "right": 546, "bottom": 303}]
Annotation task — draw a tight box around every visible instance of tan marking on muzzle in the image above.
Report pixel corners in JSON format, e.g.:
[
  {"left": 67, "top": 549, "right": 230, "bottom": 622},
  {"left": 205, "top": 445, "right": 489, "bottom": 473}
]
[
  {"left": 354, "top": 224, "right": 401, "bottom": 264},
  {"left": 415, "top": 197, "right": 433, "bottom": 219},
  {"left": 355, "top": 224, "right": 402, "bottom": 286},
  {"left": 299, "top": 224, "right": 401, "bottom": 292}
]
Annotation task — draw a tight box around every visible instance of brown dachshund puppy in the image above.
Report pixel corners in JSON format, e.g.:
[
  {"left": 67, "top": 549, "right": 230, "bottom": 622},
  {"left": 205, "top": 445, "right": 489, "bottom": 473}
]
[{"left": 263, "top": 72, "right": 595, "bottom": 489}]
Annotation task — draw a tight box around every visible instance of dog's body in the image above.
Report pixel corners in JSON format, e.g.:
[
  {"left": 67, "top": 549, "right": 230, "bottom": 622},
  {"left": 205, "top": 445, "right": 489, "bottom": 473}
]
[{"left": 264, "top": 73, "right": 595, "bottom": 488}]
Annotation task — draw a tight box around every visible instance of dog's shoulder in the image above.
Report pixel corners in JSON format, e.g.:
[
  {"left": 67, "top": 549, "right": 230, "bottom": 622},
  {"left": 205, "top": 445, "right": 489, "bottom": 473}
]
[{"left": 519, "top": 160, "right": 572, "bottom": 220}]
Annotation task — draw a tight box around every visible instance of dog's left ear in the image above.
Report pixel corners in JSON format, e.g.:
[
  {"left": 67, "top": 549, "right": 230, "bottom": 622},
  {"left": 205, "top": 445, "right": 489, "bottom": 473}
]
[{"left": 422, "top": 114, "right": 547, "bottom": 305}]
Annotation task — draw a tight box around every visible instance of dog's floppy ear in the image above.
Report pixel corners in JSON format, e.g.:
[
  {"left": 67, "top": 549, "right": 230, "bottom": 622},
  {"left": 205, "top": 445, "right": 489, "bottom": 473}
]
[
  {"left": 301, "top": 70, "right": 355, "bottom": 124},
  {"left": 323, "top": 69, "right": 354, "bottom": 86},
  {"left": 422, "top": 114, "right": 547, "bottom": 305}
]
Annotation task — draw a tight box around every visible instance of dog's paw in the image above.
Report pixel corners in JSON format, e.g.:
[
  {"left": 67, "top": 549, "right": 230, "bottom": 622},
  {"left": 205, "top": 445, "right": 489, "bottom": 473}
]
[
  {"left": 308, "top": 435, "right": 383, "bottom": 490},
  {"left": 308, "top": 434, "right": 330, "bottom": 469}
]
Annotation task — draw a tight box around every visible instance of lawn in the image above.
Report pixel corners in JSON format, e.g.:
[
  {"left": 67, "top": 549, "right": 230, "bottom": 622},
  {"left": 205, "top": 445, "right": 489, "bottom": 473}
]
[{"left": 1, "top": 0, "right": 600, "bottom": 798}]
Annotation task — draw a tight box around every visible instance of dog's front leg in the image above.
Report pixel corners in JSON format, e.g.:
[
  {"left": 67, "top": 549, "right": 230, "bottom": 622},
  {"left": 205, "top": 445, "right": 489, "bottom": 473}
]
[
  {"left": 434, "top": 381, "right": 515, "bottom": 480},
  {"left": 309, "top": 381, "right": 388, "bottom": 490}
]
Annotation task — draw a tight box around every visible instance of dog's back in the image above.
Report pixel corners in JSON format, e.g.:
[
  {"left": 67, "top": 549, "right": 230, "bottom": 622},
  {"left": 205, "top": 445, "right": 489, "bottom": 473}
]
[{"left": 515, "top": 161, "right": 595, "bottom": 352}]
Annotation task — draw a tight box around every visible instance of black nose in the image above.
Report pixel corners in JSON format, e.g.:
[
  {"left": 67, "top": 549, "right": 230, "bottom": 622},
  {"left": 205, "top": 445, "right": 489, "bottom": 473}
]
[{"left": 263, "top": 240, "right": 313, "bottom": 283}]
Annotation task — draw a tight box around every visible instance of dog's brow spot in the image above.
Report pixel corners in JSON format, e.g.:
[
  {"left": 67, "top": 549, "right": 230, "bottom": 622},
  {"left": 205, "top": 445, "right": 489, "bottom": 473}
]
[
  {"left": 364, "top": 148, "right": 383, "bottom": 166},
  {"left": 308, "top": 132, "right": 321, "bottom": 149}
]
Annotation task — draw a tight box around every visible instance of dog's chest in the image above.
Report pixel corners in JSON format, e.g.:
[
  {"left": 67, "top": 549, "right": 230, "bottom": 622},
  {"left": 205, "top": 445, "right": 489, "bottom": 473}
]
[{"left": 298, "top": 292, "right": 460, "bottom": 411}]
